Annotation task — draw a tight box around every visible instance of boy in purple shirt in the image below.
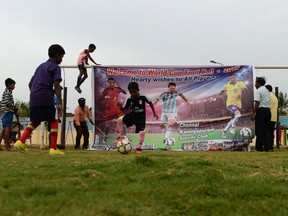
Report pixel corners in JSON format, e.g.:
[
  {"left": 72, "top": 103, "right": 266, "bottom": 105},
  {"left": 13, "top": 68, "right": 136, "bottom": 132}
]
[{"left": 14, "top": 44, "right": 65, "bottom": 155}]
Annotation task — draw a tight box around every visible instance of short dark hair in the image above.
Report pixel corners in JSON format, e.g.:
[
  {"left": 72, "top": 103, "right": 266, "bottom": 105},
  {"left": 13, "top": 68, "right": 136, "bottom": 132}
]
[
  {"left": 168, "top": 82, "right": 176, "bottom": 87},
  {"left": 256, "top": 77, "right": 266, "bottom": 86},
  {"left": 128, "top": 82, "right": 139, "bottom": 91},
  {"left": 78, "top": 97, "right": 86, "bottom": 104},
  {"left": 89, "top": 44, "right": 96, "bottom": 50},
  {"left": 48, "top": 44, "right": 65, "bottom": 58},
  {"left": 5, "top": 78, "right": 16, "bottom": 87},
  {"left": 265, "top": 85, "right": 273, "bottom": 92},
  {"left": 108, "top": 77, "right": 115, "bottom": 82}
]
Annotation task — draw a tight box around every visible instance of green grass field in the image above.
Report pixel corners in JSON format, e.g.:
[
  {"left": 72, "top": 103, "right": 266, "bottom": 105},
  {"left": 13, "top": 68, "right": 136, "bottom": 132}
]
[{"left": 1, "top": 147, "right": 288, "bottom": 216}]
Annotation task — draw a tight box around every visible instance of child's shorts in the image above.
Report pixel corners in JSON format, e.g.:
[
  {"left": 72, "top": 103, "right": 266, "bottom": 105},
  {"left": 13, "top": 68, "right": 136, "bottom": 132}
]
[
  {"left": 1, "top": 112, "right": 13, "bottom": 127},
  {"left": 30, "top": 105, "right": 56, "bottom": 122}
]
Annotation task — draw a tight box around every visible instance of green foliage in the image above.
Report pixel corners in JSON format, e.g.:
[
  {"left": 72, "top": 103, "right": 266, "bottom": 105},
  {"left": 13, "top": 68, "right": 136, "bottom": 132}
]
[
  {"left": 278, "top": 91, "right": 288, "bottom": 115},
  {"left": 15, "top": 100, "right": 30, "bottom": 117},
  {"left": 1, "top": 148, "right": 288, "bottom": 215}
]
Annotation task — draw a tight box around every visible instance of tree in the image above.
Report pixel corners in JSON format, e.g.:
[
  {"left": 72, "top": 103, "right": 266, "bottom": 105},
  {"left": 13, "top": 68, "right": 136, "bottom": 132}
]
[
  {"left": 15, "top": 100, "right": 30, "bottom": 117},
  {"left": 278, "top": 91, "right": 288, "bottom": 115}
]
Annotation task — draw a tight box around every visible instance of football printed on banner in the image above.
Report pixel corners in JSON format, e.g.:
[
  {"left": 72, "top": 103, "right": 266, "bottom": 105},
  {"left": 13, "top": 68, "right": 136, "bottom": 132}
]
[
  {"left": 165, "top": 137, "right": 176, "bottom": 146},
  {"left": 117, "top": 139, "right": 132, "bottom": 154},
  {"left": 240, "top": 127, "right": 252, "bottom": 138}
]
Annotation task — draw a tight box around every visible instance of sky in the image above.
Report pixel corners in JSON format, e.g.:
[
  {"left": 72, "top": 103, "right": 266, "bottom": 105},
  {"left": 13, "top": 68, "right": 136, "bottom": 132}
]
[{"left": 1, "top": 0, "right": 288, "bottom": 113}]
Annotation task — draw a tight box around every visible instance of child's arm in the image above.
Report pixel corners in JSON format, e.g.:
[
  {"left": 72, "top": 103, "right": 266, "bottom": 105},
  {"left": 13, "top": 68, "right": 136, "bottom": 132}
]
[
  {"left": 148, "top": 101, "right": 159, "bottom": 120},
  {"left": 28, "top": 75, "right": 35, "bottom": 90},
  {"left": 153, "top": 93, "right": 163, "bottom": 106},
  {"left": 54, "top": 81, "right": 62, "bottom": 116},
  {"left": 86, "top": 50, "right": 100, "bottom": 65},
  {"left": 117, "top": 98, "right": 129, "bottom": 112},
  {"left": 116, "top": 102, "right": 125, "bottom": 112}
]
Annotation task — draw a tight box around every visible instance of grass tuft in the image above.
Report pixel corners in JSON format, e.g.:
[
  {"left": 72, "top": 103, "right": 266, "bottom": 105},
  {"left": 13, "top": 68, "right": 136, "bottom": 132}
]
[{"left": 133, "top": 155, "right": 155, "bottom": 167}]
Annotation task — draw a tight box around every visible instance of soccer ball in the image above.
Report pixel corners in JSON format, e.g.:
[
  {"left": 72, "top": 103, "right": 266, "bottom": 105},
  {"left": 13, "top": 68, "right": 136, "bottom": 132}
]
[
  {"left": 240, "top": 127, "right": 252, "bottom": 137},
  {"left": 165, "top": 137, "right": 176, "bottom": 146},
  {"left": 116, "top": 139, "right": 132, "bottom": 154}
]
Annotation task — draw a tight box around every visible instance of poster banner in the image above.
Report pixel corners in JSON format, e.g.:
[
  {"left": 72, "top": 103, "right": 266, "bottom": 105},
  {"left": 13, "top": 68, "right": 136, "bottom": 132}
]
[{"left": 92, "top": 65, "right": 254, "bottom": 151}]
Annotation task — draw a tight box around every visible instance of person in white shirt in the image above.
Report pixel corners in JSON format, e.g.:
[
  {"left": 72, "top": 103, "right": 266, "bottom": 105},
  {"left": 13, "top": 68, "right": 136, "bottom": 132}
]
[{"left": 251, "top": 77, "right": 271, "bottom": 151}]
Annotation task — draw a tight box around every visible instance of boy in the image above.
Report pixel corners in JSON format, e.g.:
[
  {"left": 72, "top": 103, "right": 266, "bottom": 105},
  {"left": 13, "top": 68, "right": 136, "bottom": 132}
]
[
  {"left": 75, "top": 44, "right": 100, "bottom": 93},
  {"left": 14, "top": 44, "right": 65, "bottom": 155},
  {"left": 0, "top": 78, "right": 16, "bottom": 151},
  {"left": 114, "top": 82, "right": 158, "bottom": 153}
]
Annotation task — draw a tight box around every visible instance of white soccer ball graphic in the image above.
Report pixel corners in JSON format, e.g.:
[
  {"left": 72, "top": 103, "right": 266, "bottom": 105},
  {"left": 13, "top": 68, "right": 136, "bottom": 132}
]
[
  {"left": 116, "top": 139, "right": 132, "bottom": 154},
  {"left": 165, "top": 137, "right": 176, "bottom": 146},
  {"left": 240, "top": 127, "right": 252, "bottom": 137}
]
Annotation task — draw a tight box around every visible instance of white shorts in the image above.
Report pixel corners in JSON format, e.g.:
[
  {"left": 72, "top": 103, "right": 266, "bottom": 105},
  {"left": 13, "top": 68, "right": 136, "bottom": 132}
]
[{"left": 161, "top": 112, "right": 177, "bottom": 123}]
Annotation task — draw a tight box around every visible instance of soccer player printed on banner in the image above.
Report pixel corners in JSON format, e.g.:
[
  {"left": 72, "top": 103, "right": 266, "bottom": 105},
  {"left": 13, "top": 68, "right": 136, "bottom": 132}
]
[
  {"left": 75, "top": 44, "right": 100, "bottom": 94},
  {"left": 114, "top": 82, "right": 158, "bottom": 154},
  {"left": 153, "top": 82, "right": 190, "bottom": 150},
  {"left": 216, "top": 73, "right": 246, "bottom": 138},
  {"left": 98, "top": 77, "right": 127, "bottom": 143}
]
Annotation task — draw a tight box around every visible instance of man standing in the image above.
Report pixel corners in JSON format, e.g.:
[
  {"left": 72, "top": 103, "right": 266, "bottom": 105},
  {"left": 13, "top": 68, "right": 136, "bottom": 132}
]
[
  {"left": 251, "top": 77, "right": 271, "bottom": 151},
  {"left": 265, "top": 85, "right": 278, "bottom": 149},
  {"left": 218, "top": 73, "right": 246, "bottom": 138},
  {"left": 74, "top": 98, "right": 94, "bottom": 150}
]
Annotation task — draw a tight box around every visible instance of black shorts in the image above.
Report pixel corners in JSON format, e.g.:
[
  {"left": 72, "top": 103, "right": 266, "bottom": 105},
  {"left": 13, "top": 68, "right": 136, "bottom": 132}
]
[
  {"left": 78, "top": 64, "right": 87, "bottom": 72},
  {"left": 123, "top": 113, "right": 145, "bottom": 133},
  {"left": 30, "top": 105, "right": 56, "bottom": 122}
]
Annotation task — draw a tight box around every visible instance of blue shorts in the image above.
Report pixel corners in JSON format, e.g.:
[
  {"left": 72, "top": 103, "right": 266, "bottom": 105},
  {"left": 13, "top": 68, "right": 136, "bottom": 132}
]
[
  {"left": 227, "top": 105, "right": 240, "bottom": 114},
  {"left": 2, "top": 112, "right": 13, "bottom": 127}
]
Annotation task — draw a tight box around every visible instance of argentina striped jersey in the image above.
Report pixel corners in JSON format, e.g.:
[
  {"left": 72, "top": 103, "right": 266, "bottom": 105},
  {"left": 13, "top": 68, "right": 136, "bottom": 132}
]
[{"left": 159, "top": 91, "right": 183, "bottom": 113}]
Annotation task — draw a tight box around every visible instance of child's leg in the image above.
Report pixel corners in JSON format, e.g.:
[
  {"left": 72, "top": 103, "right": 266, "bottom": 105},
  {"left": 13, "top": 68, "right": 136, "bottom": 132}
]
[
  {"left": 0, "top": 128, "right": 5, "bottom": 144},
  {"left": 76, "top": 75, "right": 82, "bottom": 87},
  {"left": 49, "top": 119, "right": 58, "bottom": 150},
  {"left": 4, "top": 127, "right": 12, "bottom": 150},
  {"left": 114, "top": 115, "right": 130, "bottom": 143},
  {"left": 76, "top": 67, "right": 84, "bottom": 87},
  {"left": 18, "top": 122, "right": 40, "bottom": 143},
  {"left": 138, "top": 130, "right": 145, "bottom": 146},
  {"left": 135, "top": 124, "right": 146, "bottom": 152},
  {"left": 117, "top": 116, "right": 125, "bottom": 136},
  {"left": 78, "top": 69, "right": 88, "bottom": 87}
]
